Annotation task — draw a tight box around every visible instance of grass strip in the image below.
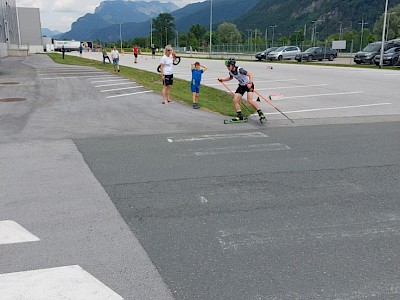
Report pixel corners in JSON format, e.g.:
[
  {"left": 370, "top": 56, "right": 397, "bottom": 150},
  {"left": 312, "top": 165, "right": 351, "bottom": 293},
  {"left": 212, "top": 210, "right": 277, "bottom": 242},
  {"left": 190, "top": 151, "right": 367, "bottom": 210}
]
[{"left": 47, "top": 53, "right": 254, "bottom": 117}]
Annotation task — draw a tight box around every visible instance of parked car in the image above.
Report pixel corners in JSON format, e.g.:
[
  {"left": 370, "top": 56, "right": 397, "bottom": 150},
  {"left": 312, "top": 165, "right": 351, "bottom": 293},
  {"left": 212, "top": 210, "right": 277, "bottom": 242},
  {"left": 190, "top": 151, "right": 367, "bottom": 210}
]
[
  {"left": 295, "top": 47, "right": 337, "bottom": 62},
  {"left": 267, "top": 46, "right": 301, "bottom": 61},
  {"left": 374, "top": 46, "right": 400, "bottom": 66},
  {"left": 353, "top": 40, "right": 400, "bottom": 64},
  {"left": 255, "top": 47, "right": 277, "bottom": 60}
]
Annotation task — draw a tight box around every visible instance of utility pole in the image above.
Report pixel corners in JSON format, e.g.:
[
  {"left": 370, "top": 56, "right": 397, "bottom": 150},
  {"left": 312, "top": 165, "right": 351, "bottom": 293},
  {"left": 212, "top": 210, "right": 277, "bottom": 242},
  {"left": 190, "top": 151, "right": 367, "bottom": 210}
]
[
  {"left": 359, "top": 18, "right": 368, "bottom": 51},
  {"left": 209, "top": 0, "right": 213, "bottom": 58},
  {"left": 270, "top": 25, "right": 277, "bottom": 47}
]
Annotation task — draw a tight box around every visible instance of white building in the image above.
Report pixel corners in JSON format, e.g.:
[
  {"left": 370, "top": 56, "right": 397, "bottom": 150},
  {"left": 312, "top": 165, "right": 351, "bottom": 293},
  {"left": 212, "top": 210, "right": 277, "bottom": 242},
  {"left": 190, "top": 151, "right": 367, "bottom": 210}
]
[
  {"left": 0, "top": 0, "right": 19, "bottom": 57},
  {"left": 0, "top": 1, "right": 42, "bottom": 57},
  {"left": 17, "top": 7, "right": 43, "bottom": 53}
]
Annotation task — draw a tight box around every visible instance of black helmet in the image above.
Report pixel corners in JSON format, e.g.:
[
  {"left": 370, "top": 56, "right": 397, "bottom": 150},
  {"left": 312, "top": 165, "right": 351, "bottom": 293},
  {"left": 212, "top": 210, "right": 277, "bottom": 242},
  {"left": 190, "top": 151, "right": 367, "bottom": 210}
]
[{"left": 225, "top": 57, "right": 236, "bottom": 66}]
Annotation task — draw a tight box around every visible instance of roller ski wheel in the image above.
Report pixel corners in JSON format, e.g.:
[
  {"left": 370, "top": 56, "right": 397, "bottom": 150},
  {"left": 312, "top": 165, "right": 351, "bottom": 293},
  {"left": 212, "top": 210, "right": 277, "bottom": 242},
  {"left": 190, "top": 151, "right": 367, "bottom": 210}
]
[
  {"left": 224, "top": 117, "right": 248, "bottom": 124},
  {"left": 259, "top": 115, "right": 266, "bottom": 123}
]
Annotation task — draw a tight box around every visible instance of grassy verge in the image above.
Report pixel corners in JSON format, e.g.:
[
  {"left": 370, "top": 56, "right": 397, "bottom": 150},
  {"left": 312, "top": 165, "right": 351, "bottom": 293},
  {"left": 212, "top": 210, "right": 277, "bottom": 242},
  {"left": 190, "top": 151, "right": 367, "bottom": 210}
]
[{"left": 47, "top": 53, "right": 254, "bottom": 117}]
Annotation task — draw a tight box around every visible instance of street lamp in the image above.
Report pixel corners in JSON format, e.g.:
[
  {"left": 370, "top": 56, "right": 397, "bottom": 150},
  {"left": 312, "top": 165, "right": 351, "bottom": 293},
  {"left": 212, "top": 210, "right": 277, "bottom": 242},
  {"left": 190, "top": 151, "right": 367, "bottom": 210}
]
[
  {"left": 209, "top": 0, "right": 213, "bottom": 58},
  {"left": 120, "top": 23, "right": 122, "bottom": 52},
  {"left": 150, "top": 19, "right": 153, "bottom": 47},
  {"left": 270, "top": 25, "right": 277, "bottom": 47},
  {"left": 386, "top": 12, "right": 396, "bottom": 41},
  {"left": 265, "top": 27, "right": 268, "bottom": 49},
  {"left": 359, "top": 18, "right": 368, "bottom": 51},
  {"left": 379, "top": 0, "right": 389, "bottom": 68},
  {"left": 311, "top": 21, "right": 317, "bottom": 47}
]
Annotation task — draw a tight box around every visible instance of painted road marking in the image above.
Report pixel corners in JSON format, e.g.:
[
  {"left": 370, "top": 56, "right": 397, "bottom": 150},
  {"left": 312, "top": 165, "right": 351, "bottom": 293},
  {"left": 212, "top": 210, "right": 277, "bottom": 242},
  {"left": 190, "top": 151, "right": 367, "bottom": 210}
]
[
  {"left": 0, "top": 220, "right": 40, "bottom": 245},
  {"left": 40, "top": 75, "right": 116, "bottom": 80},
  {"left": 95, "top": 82, "right": 135, "bottom": 88},
  {"left": 265, "top": 103, "right": 392, "bottom": 115},
  {"left": 257, "top": 84, "right": 328, "bottom": 91},
  {"left": 207, "top": 79, "right": 297, "bottom": 86},
  {"left": 106, "top": 90, "right": 153, "bottom": 98},
  {"left": 100, "top": 86, "right": 143, "bottom": 93},
  {"left": 91, "top": 79, "right": 130, "bottom": 83},
  {"left": 192, "top": 143, "right": 290, "bottom": 156},
  {"left": 37, "top": 71, "right": 107, "bottom": 75},
  {"left": 167, "top": 132, "right": 268, "bottom": 143},
  {"left": 0, "top": 265, "right": 123, "bottom": 300},
  {"left": 278, "top": 91, "right": 363, "bottom": 100}
]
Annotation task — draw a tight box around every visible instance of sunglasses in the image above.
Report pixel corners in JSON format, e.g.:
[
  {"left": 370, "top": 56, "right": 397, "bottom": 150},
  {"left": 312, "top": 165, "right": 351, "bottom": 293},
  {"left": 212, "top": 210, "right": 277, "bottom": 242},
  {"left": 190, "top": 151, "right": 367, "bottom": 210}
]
[{"left": 166, "top": 49, "right": 172, "bottom": 52}]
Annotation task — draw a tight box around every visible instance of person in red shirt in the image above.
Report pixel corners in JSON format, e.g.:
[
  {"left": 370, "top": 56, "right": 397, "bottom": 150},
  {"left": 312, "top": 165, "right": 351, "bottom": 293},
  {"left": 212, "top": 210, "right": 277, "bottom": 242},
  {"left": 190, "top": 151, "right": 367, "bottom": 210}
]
[{"left": 133, "top": 45, "right": 139, "bottom": 63}]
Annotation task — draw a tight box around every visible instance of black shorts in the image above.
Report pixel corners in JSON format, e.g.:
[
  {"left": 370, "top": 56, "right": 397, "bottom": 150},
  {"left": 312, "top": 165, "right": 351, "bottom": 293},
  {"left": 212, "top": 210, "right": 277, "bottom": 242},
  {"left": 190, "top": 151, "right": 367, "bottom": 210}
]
[
  {"left": 163, "top": 74, "right": 173, "bottom": 86},
  {"left": 235, "top": 83, "right": 254, "bottom": 95}
]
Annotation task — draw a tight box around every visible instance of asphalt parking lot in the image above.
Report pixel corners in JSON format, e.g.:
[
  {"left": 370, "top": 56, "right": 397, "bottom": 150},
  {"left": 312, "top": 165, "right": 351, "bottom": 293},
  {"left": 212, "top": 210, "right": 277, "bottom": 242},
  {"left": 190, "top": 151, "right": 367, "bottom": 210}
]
[{"left": 1, "top": 53, "right": 400, "bottom": 299}]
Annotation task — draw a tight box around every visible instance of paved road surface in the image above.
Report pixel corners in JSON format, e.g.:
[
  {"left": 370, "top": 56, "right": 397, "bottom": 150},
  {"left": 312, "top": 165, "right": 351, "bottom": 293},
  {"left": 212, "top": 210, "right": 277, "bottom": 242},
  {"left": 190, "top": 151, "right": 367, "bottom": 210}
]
[{"left": 1, "top": 54, "right": 399, "bottom": 299}]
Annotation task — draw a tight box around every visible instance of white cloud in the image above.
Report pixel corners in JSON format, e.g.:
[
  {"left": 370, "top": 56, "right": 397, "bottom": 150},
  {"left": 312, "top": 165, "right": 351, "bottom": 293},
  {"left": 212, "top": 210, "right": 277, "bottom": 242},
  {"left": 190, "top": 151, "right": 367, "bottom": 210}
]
[{"left": 16, "top": 0, "right": 195, "bottom": 32}]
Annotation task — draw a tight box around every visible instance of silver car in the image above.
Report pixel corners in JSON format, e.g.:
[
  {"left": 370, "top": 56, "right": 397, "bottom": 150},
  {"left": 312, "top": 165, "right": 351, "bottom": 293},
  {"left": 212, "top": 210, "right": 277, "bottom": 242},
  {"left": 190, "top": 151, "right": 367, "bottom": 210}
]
[{"left": 267, "top": 46, "right": 301, "bottom": 61}]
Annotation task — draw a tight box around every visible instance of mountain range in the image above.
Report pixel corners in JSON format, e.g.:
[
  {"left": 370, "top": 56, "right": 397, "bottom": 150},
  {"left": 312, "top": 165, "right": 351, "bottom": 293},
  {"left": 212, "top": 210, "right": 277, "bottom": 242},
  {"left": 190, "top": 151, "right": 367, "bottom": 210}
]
[
  {"left": 60, "top": 0, "right": 258, "bottom": 41},
  {"left": 57, "top": 0, "right": 400, "bottom": 42}
]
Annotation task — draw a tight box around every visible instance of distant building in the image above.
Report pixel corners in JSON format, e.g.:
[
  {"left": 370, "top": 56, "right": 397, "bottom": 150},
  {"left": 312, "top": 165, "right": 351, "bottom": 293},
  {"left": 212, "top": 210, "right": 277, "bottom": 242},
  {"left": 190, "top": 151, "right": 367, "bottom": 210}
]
[
  {"left": 17, "top": 7, "right": 43, "bottom": 53},
  {"left": 0, "top": 0, "right": 19, "bottom": 57}
]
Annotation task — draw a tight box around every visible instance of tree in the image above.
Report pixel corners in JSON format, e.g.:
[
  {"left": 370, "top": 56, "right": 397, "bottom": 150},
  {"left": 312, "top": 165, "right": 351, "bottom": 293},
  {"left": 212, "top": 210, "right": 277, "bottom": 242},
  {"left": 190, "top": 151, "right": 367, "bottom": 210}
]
[
  {"left": 153, "top": 13, "right": 175, "bottom": 48},
  {"left": 216, "top": 22, "right": 242, "bottom": 44},
  {"left": 189, "top": 24, "right": 207, "bottom": 44},
  {"left": 373, "top": 5, "right": 400, "bottom": 41}
]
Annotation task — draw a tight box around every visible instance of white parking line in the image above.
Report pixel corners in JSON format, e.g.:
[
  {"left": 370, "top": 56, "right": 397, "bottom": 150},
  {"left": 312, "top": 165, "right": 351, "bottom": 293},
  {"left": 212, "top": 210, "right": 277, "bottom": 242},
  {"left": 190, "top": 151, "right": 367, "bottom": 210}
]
[
  {"left": 0, "top": 265, "right": 123, "bottom": 300},
  {"left": 100, "top": 86, "right": 143, "bottom": 92},
  {"left": 95, "top": 82, "right": 135, "bottom": 87},
  {"left": 257, "top": 84, "right": 328, "bottom": 91},
  {"left": 279, "top": 91, "right": 363, "bottom": 100},
  {"left": 40, "top": 75, "right": 116, "bottom": 80},
  {"left": 265, "top": 103, "right": 391, "bottom": 115},
  {"left": 167, "top": 132, "right": 268, "bottom": 143},
  {"left": 106, "top": 90, "right": 153, "bottom": 98},
  {"left": 207, "top": 79, "right": 297, "bottom": 86},
  {"left": 0, "top": 220, "right": 40, "bottom": 245},
  {"left": 192, "top": 143, "right": 291, "bottom": 156},
  {"left": 91, "top": 79, "right": 130, "bottom": 83},
  {"left": 37, "top": 70, "right": 106, "bottom": 76}
]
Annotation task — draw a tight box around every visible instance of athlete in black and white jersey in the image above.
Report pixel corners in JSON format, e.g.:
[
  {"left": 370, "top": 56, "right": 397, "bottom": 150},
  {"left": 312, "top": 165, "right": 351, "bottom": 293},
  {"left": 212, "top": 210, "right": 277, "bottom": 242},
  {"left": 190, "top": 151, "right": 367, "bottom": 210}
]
[{"left": 218, "top": 57, "right": 265, "bottom": 121}]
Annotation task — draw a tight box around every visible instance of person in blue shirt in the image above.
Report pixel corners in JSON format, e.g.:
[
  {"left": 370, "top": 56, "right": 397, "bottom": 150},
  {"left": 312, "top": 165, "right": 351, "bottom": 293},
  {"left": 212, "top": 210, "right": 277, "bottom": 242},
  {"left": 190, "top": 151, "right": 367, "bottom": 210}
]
[{"left": 191, "top": 62, "right": 207, "bottom": 109}]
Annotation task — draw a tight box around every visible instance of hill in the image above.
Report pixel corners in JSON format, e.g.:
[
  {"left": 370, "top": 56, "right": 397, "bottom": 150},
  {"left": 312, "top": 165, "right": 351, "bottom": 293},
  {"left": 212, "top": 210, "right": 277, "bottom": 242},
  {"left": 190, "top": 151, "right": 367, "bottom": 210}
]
[
  {"left": 61, "top": 0, "right": 258, "bottom": 41},
  {"left": 61, "top": 1, "right": 178, "bottom": 40},
  {"left": 235, "top": 0, "right": 400, "bottom": 40}
]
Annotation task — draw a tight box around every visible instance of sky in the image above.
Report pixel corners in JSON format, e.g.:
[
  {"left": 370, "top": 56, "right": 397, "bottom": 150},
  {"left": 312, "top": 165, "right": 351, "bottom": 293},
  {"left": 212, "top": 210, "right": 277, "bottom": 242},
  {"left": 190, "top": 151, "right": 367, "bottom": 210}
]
[{"left": 17, "top": 0, "right": 194, "bottom": 33}]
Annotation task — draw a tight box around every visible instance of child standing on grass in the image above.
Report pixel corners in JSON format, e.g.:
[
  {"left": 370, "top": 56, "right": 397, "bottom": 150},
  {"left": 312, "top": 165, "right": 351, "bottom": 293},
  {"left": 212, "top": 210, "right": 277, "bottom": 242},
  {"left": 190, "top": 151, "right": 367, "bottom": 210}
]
[{"left": 191, "top": 62, "right": 207, "bottom": 109}]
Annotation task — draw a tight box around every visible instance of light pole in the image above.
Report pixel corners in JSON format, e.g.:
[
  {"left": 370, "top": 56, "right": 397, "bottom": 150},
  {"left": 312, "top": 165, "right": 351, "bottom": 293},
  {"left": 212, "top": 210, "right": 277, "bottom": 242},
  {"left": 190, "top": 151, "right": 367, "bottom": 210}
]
[
  {"left": 150, "top": 19, "right": 153, "bottom": 47},
  {"left": 165, "top": 27, "right": 168, "bottom": 46},
  {"left": 386, "top": 12, "right": 396, "bottom": 41},
  {"left": 359, "top": 18, "right": 368, "bottom": 51},
  {"left": 270, "top": 25, "right": 277, "bottom": 47},
  {"left": 379, "top": 0, "right": 389, "bottom": 68},
  {"left": 209, "top": 0, "right": 213, "bottom": 58},
  {"left": 311, "top": 21, "right": 317, "bottom": 47},
  {"left": 265, "top": 28, "right": 268, "bottom": 49},
  {"left": 339, "top": 22, "right": 343, "bottom": 40},
  {"left": 120, "top": 23, "right": 122, "bottom": 52}
]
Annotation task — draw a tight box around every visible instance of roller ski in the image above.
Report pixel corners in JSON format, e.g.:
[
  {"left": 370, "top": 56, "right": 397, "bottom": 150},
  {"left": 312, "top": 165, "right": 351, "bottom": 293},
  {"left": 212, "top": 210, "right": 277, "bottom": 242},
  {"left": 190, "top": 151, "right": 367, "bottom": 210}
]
[
  {"left": 224, "top": 117, "right": 248, "bottom": 124},
  {"left": 258, "top": 111, "right": 266, "bottom": 123}
]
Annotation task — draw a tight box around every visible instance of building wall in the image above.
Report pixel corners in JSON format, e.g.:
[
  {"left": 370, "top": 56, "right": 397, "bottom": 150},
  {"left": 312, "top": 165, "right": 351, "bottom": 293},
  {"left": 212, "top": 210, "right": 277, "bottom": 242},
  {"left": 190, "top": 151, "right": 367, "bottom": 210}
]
[
  {"left": 16, "top": 7, "right": 42, "bottom": 53},
  {"left": 0, "top": 0, "right": 19, "bottom": 56}
]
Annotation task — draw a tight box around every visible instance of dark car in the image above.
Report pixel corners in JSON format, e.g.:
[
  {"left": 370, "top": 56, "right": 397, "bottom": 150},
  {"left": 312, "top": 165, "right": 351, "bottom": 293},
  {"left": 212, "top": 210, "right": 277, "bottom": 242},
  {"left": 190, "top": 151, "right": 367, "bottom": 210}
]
[
  {"left": 374, "top": 46, "right": 400, "bottom": 66},
  {"left": 295, "top": 47, "right": 337, "bottom": 62},
  {"left": 355, "top": 40, "right": 400, "bottom": 64},
  {"left": 255, "top": 47, "right": 277, "bottom": 60}
]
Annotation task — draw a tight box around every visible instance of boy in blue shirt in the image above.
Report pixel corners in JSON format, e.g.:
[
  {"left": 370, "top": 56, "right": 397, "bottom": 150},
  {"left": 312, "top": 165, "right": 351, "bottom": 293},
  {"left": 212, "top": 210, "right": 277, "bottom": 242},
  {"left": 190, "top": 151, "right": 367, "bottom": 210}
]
[{"left": 191, "top": 62, "right": 207, "bottom": 109}]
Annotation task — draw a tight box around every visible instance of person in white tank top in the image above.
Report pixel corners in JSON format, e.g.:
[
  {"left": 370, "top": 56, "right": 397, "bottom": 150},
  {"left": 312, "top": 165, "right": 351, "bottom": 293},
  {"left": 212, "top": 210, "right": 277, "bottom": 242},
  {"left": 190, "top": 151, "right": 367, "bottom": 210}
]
[{"left": 218, "top": 57, "right": 265, "bottom": 121}]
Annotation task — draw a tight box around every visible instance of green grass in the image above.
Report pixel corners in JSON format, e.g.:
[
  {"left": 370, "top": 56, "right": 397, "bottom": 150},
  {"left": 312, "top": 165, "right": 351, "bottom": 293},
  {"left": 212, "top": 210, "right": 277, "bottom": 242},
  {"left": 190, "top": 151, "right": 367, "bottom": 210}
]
[{"left": 47, "top": 53, "right": 252, "bottom": 117}]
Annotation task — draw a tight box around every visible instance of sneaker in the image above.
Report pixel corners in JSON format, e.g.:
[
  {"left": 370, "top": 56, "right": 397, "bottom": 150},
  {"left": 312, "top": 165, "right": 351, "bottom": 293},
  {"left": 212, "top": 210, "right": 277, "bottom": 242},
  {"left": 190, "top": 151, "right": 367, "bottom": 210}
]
[{"left": 193, "top": 104, "right": 199, "bottom": 109}]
